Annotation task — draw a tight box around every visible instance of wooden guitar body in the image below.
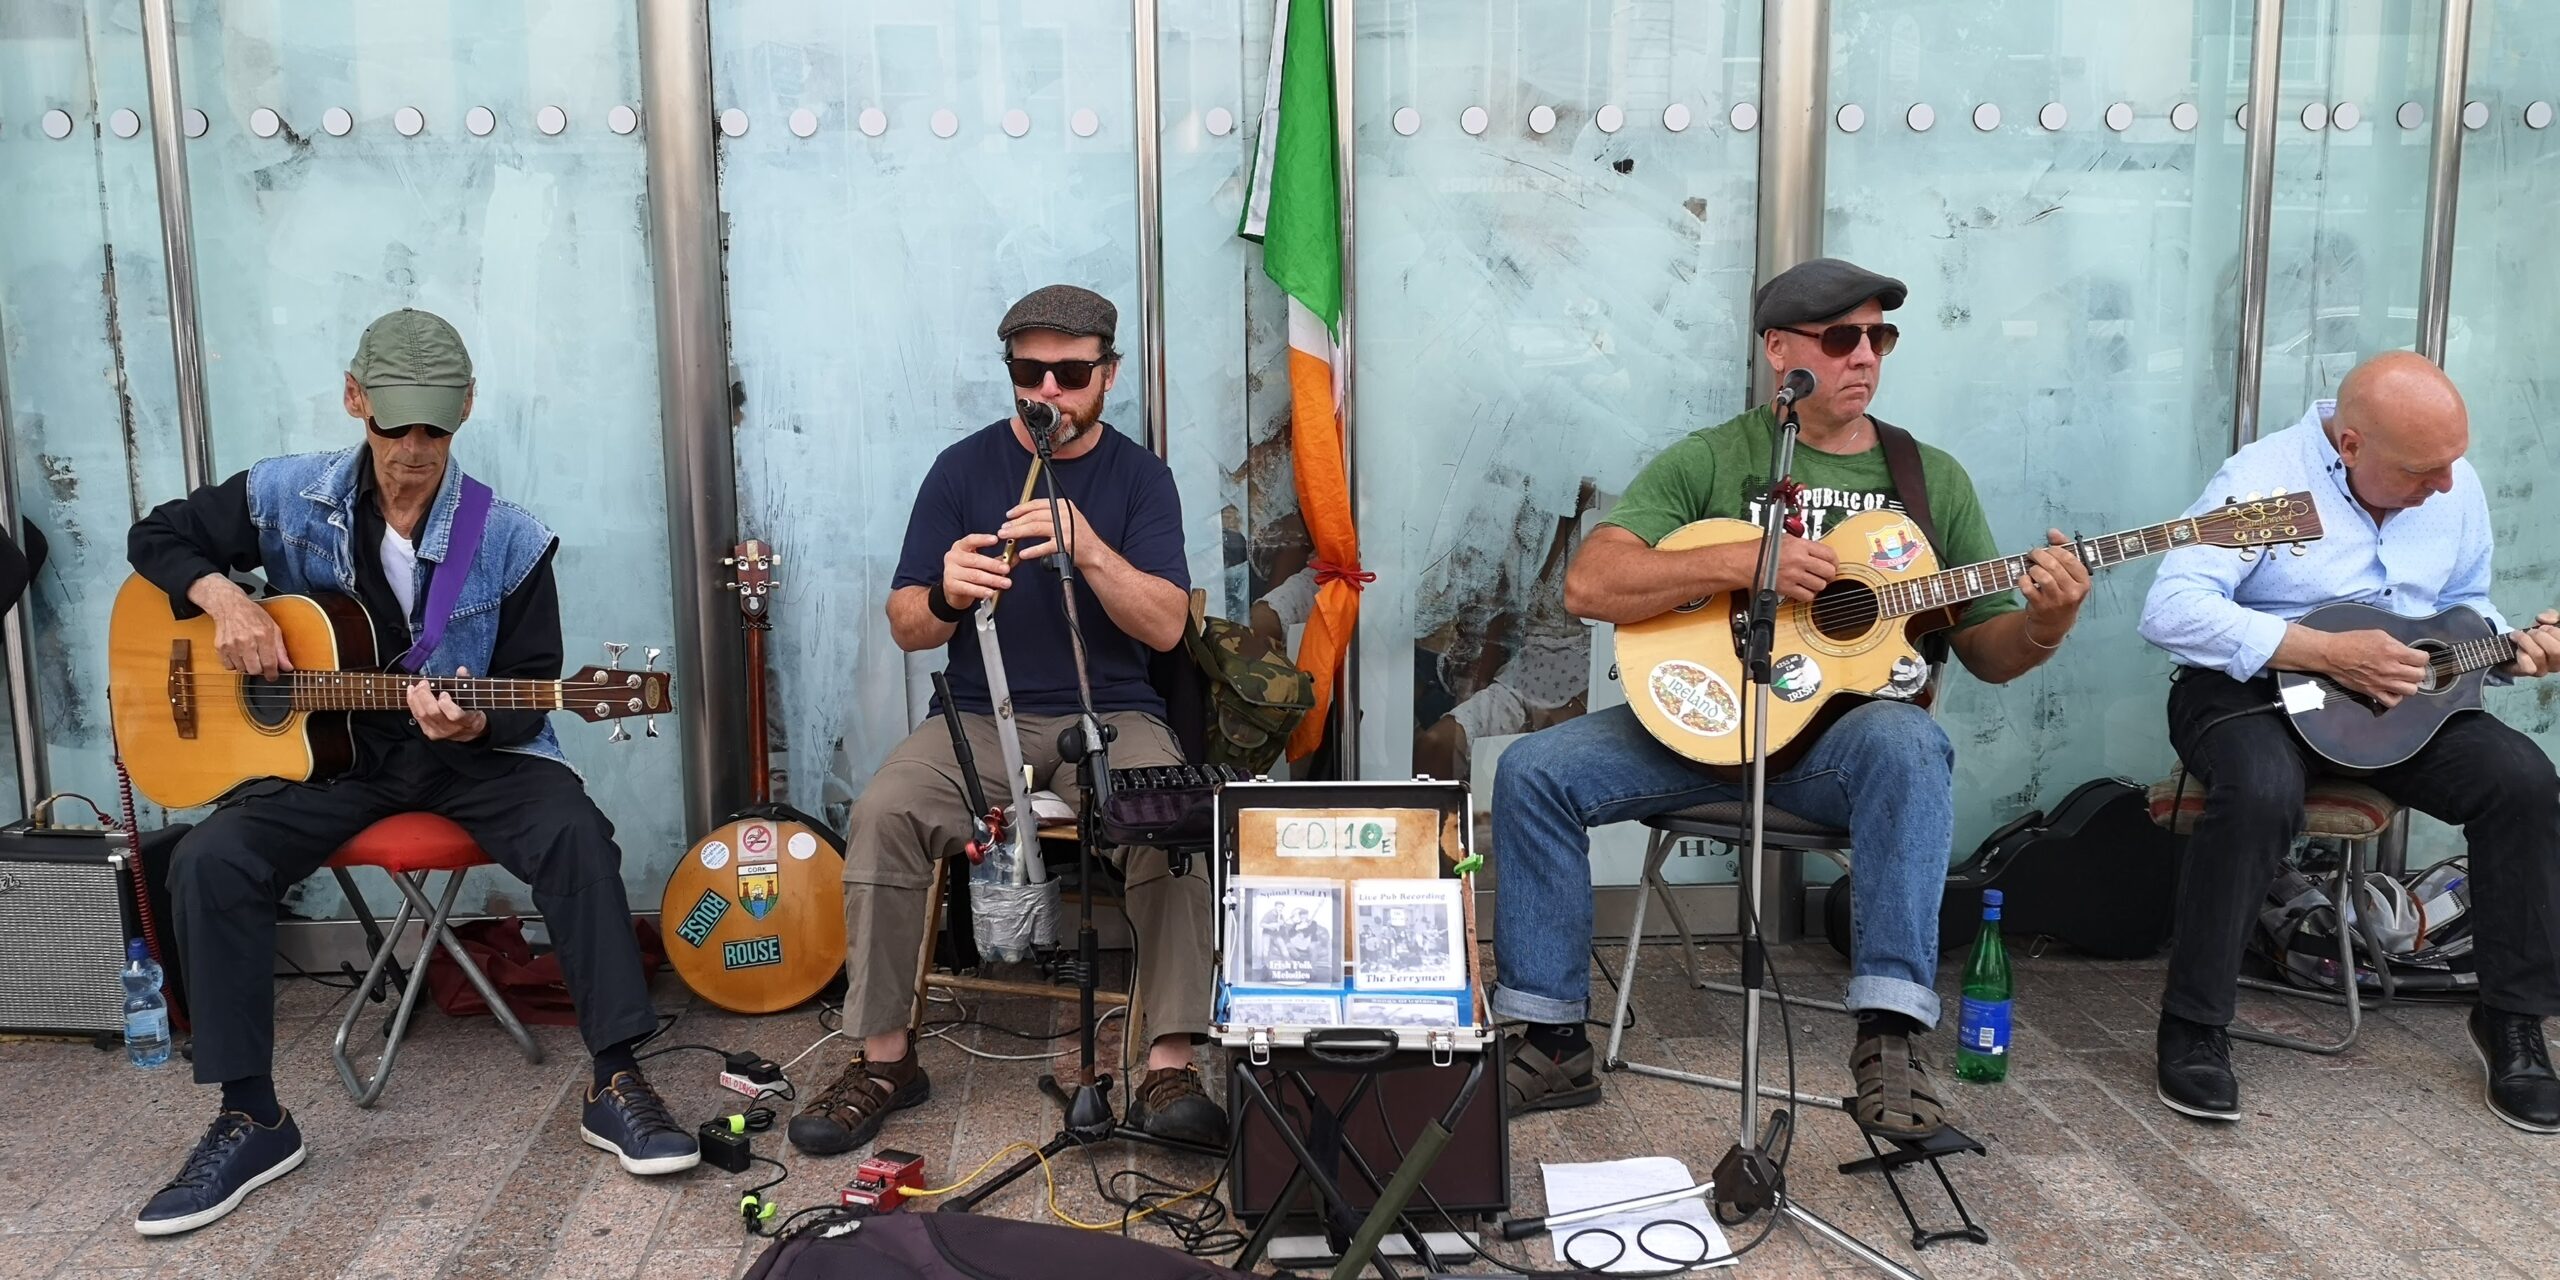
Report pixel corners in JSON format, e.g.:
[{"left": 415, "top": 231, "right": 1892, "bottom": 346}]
[
  {"left": 1615, "top": 509, "right": 1949, "bottom": 774},
  {"left": 662, "top": 807, "right": 847, "bottom": 1014},
  {"left": 109, "top": 574, "right": 373, "bottom": 808},
  {"left": 2277, "top": 602, "right": 2498, "bottom": 771}
]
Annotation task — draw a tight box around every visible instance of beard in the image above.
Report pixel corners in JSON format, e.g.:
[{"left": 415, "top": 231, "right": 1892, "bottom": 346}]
[{"left": 1055, "top": 392, "right": 1109, "bottom": 443}]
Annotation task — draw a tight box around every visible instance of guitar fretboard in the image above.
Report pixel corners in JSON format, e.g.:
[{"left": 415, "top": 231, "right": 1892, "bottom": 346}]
[
  {"left": 180, "top": 672, "right": 619, "bottom": 711},
  {"left": 1877, "top": 518, "right": 2203, "bottom": 620}
]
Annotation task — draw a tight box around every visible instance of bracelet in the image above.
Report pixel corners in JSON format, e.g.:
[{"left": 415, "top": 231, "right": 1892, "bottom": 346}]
[
  {"left": 2024, "top": 624, "right": 2063, "bottom": 651},
  {"left": 927, "top": 589, "right": 975, "bottom": 623}
]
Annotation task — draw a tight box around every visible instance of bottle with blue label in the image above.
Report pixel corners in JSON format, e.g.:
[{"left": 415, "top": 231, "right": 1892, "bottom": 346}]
[
  {"left": 123, "top": 939, "right": 171, "bottom": 1069},
  {"left": 1955, "top": 889, "right": 2012, "bottom": 1083}
]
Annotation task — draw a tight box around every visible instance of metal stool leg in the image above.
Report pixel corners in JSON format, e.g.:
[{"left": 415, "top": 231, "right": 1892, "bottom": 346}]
[
  {"left": 2233, "top": 837, "right": 2367, "bottom": 1055},
  {"left": 393, "top": 871, "right": 543, "bottom": 1066},
  {"left": 1602, "top": 831, "right": 1671, "bottom": 1068},
  {"left": 333, "top": 879, "right": 437, "bottom": 1107}
]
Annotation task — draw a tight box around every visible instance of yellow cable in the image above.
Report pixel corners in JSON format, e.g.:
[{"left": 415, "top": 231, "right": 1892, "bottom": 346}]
[{"left": 899, "top": 1139, "right": 1222, "bottom": 1233}]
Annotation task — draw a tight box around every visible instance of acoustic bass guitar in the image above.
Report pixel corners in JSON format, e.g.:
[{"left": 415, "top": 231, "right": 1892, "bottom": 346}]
[
  {"left": 2275, "top": 600, "right": 2541, "bottom": 771},
  {"left": 108, "top": 573, "right": 672, "bottom": 809},
  {"left": 661, "top": 540, "right": 849, "bottom": 1014},
  {"left": 1614, "top": 492, "right": 2325, "bottom": 771}
]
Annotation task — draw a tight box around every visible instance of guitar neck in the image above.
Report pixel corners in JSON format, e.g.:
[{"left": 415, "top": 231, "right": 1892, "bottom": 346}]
[
  {"left": 2433, "top": 631, "right": 2521, "bottom": 680},
  {"left": 1877, "top": 517, "right": 2201, "bottom": 620},
  {"left": 281, "top": 672, "right": 578, "bottom": 711}
]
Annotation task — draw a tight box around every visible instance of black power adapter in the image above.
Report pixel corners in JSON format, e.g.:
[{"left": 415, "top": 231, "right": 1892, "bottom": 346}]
[{"left": 699, "top": 1117, "right": 755, "bottom": 1173}]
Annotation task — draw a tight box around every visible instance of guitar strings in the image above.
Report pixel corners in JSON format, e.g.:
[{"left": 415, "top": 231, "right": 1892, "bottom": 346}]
[{"left": 173, "top": 673, "right": 647, "bottom": 709}]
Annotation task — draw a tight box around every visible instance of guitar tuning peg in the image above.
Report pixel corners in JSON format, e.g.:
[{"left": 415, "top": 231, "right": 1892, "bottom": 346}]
[
  {"left": 722, "top": 580, "right": 738, "bottom": 591},
  {"left": 2244, "top": 490, "right": 2262, "bottom": 502},
  {"left": 609, "top": 722, "right": 631, "bottom": 743},
  {"left": 2269, "top": 487, "right": 2287, "bottom": 497},
  {"left": 603, "top": 641, "right": 628, "bottom": 667},
  {"left": 720, "top": 556, "right": 736, "bottom": 567},
  {"left": 769, "top": 552, "right": 783, "bottom": 566},
  {"left": 2290, "top": 542, "right": 2308, "bottom": 556},
  {"left": 645, "top": 718, "right": 661, "bottom": 739},
  {"left": 2239, "top": 547, "right": 2260, "bottom": 562},
  {"left": 644, "top": 647, "right": 663, "bottom": 670}
]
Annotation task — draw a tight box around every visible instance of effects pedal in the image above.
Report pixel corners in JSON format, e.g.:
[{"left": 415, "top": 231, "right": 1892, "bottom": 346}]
[{"left": 840, "top": 1149, "right": 926, "bottom": 1212}]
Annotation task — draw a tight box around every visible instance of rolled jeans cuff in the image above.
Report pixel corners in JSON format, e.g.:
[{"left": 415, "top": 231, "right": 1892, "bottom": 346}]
[
  {"left": 1846, "top": 975, "right": 1942, "bottom": 1030},
  {"left": 1490, "top": 982, "right": 1586, "bottom": 1026}
]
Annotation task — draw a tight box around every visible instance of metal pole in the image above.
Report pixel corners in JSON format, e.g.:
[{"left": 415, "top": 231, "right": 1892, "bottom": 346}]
[
  {"left": 637, "top": 0, "right": 748, "bottom": 833},
  {"left": 1132, "top": 0, "right": 1169, "bottom": 459},
  {"left": 138, "top": 0, "right": 214, "bottom": 490},
  {"left": 2230, "top": 0, "right": 2285, "bottom": 449},
  {"left": 0, "top": 312, "right": 49, "bottom": 811},
  {"left": 2415, "top": 0, "right": 2474, "bottom": 364},
  {"left": 1329, "top": 0, "right": 1360, "bottom": 777},
  {"left": 1751, "top": 0, "right": 1829, "bottom": 406}
]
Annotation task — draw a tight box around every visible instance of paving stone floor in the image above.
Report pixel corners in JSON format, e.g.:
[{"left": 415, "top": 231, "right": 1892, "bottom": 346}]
[{"left": 4, "top": 936, "right": 2554, "bottom": 1279}]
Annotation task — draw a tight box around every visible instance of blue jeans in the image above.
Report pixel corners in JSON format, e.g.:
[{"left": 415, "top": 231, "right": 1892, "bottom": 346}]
[{"left": 1489, "top": 700, "right": 1955, "bottom": 1029}]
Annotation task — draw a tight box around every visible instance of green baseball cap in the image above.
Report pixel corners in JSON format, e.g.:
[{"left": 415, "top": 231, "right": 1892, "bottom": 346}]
[{"left": 349, "top": 309, "right": 473, "bottom": 432}]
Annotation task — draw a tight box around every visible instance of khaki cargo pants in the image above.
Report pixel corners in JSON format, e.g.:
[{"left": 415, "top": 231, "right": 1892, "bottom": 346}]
[{"left": 840, "top": 708, "right": 1213, "bottom": 1047}]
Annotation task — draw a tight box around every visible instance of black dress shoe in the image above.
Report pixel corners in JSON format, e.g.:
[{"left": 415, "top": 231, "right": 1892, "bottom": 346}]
[
  {"left": 2155, "top": 1014, "right": 2240, "bottom": 1122},
  {"left": 2468, "top": 1005, "right": 2560, "bottom": 1134}
]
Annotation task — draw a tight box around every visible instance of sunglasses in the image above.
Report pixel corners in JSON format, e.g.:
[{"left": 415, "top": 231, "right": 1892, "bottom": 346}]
[
  {"left": 368, "top": 421, "right": 453, "bottom": 441},
  {"left": 1005, "top": 357, "right": 1112, "bottom": 391},
  {"left": 1776, "top": 323, "right": 1900, "bottom": 358}
]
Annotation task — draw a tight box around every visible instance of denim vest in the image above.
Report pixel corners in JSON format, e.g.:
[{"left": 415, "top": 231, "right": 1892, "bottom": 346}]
[{"left": 244, "top": 445, "right": 566, "bottom": 765}]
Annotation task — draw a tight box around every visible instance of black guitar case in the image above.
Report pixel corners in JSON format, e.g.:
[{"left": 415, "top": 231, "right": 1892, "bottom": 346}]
[{"left": 1824, "top": 777, "right": 2178, "bottom": 961}]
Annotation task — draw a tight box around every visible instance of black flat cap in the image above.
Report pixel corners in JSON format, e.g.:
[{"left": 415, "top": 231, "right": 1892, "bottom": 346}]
[
  {"left": 1752, "top": 258, "right": 1907, "bottom": 333},
  {"left": 998, "top": 284, "right": 1118, "bottom": 346}
]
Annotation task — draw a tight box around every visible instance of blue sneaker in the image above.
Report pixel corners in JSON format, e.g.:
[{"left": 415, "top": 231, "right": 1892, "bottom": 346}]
[
  {"left": 581, "top": 1070, "right": 699, "bottom": 1175},
  {"left": 134, "top": 1111, "right": 307, "bottom": 1237}
]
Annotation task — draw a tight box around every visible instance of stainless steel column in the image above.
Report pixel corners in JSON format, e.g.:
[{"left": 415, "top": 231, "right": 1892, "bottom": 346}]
[
  {"left": 2230, "top": 0, "right": 2286, "bottom": 448},
  {"left": 2416, "top": 0, "right": 2475, "bottom": 364},
  {"left": 1330, "top": 0, "right": 1360, "bottom": 777},
  {"left": 1751, "top": 0, "right": 1829, "bottom": 405},
  {"left": 138, "top": 0, "right": 215, "bottom": 489},
  {"left": 638, "top": 0, "right": 747, "bottom": 832},
  {"left": 0, "top": 312, "right": 48, "bottom": 810},
  {"left": 1132, "top": 0, "right": 1169, "bottom": 459}
]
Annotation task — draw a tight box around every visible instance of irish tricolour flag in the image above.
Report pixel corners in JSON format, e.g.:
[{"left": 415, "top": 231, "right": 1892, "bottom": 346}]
[{"left": 1242, "top": 0, "right": 1360, "bottom": 762}]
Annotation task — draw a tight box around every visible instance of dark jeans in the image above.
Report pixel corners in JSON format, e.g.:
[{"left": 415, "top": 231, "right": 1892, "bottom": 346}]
[
  {"left": 170, "top": 745, "right": 660, "bottom": 1084},
  {"left": 2163, "top": 668, "right": 2560, "bottom": 1026}
]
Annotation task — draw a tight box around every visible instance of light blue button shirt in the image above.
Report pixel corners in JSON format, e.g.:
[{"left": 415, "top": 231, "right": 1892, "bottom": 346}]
[{"left": 2139, "top": 399, "right": 2505, "bottom": 682}]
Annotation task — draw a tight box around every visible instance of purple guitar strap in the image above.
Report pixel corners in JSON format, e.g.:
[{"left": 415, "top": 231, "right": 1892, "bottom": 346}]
[{"left": 396, "top": 475, "right": 494, "bottom": 674}]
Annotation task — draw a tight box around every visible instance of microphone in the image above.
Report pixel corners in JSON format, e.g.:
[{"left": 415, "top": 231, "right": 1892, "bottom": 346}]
[
  {"left": 1773, "top": 367, "right": 1818, "bottom": 408},
  {"left": 1017, "top": 399, "right": 1061, "bottom": 450}
]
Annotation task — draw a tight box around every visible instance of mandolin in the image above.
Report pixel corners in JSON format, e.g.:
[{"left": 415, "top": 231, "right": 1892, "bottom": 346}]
[
  {"left": 108, "top": 573, "right": 671, "bottom": 809},
  {"left": 661, "top": 539, "right": 849, "bottom": 1014},
  {"left": 2275, "top": 601, "right": 2530, "bottom": 771},
  {"left": 1613, "top": 493, "right": 2325, "bottom": 771}
]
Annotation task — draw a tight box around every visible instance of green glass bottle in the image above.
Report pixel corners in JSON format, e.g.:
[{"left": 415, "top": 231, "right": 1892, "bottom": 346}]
[{"left": 1954, "top": 889, "right": 2012, "bottom": 1083}]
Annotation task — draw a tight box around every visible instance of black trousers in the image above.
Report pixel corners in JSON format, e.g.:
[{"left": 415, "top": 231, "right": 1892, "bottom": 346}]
[
  {"left": 2163, "top": 668, "right": 2560, "bottom": 1026},
  {"left": 171, "top": 744, "right": 660, "bottom": 1085}
]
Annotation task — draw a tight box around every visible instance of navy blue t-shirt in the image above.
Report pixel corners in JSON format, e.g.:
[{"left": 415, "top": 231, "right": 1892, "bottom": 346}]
[{"left": 895, "top": 420, "right": 1188, "bottom": 717}]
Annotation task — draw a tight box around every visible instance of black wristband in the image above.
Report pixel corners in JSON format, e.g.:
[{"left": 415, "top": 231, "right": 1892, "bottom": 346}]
[{"left": 927, "top": 589, "right": 975, "bottom": 623}]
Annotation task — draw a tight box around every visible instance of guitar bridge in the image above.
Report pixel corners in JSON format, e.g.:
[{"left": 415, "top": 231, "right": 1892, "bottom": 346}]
[{"left": 168, "top": 639, "right": 198, "bottom": 739}]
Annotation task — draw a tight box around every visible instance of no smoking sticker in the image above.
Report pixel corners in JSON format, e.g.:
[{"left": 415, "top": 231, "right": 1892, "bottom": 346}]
[{"left": 740, "top": 822, "right": 776, "bottom": 858}]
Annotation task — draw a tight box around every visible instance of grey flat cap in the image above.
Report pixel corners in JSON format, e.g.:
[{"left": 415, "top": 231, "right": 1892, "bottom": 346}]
[
  {"left": 1753, "top": 258, "right": 1908, "bottom": 333},
  {"left": 998, "top": 284, "right": 1118, "bottom": 345}
]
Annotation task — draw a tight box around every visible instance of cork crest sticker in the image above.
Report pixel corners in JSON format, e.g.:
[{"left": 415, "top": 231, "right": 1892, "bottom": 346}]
[{"left": 1867, "top": 522, "right": 1924, "bottom": 573}]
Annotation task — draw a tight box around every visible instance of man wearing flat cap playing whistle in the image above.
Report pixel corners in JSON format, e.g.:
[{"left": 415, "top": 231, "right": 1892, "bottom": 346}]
[{"left": 1489, "top": 258, "right": 2092, "bottom": 1141}]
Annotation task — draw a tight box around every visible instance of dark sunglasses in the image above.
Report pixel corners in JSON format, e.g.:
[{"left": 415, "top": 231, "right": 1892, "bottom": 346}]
[
  {"left": 368, "top": 420, "right": 453, "bottom": 440},
  {"left": 1776, "top": 323, "right": 1899, "bottom": 358},
  {"left": 1005, "top": 357, "right": 1112, "bottom": 391}
]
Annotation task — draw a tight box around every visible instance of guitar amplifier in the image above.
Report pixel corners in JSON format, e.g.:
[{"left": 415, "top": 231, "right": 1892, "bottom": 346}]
[{"left": 0, "top": 821, "right": 145, "bottom": 1035}]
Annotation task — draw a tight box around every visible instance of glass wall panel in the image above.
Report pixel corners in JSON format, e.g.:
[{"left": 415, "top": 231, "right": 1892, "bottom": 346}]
[
  {"left": 170, "top": 2, "right": 680, "bottom": 910},
  {"left": 2432, "top": 0, "right": 2560, "bottom": 864},
  {"left": 713, "top": 1, "right": 1245, "bottom": 826},
  {"left": 1828, "top": 1, "right": 2252, "bottom": 854},
  {"left": 0, "top": 1, "right": 186, "bottom": 825},
  {"left": 1342, "top": 0, "right": 1764, "bottom": 884},
  {"left": 2254, "top": 0, "right": 2442, "bottom": 432}
]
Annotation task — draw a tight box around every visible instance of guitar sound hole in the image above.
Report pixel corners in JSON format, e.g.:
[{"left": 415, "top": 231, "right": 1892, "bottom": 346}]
[
  {"left": 1806, "top": 581, "right": 1881, "bottom": 642},
  {"left": 240, "top": 674, "right": 294, "bottom": 728}
]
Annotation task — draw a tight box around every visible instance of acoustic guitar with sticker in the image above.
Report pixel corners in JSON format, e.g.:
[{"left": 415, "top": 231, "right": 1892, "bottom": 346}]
[
  {"left": 661, "top": 540, "right": 849, "bottom": 1014},
  {"left": 1612, "top": 493, "right": 2325, "bottom": 771}
]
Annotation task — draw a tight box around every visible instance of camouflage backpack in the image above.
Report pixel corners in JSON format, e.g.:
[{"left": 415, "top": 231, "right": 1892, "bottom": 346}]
[{"left": 1182, "top": 600, "right": 1315, "bottom": 772}]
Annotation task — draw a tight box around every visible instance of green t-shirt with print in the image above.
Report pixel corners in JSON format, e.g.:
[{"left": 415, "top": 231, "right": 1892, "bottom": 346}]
[{"left": 1599, "top": 405, "right": 2021, "bottom": 631}]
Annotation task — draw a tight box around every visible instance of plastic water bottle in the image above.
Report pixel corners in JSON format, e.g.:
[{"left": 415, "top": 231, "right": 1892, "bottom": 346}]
[
  {"left": 1954, "top": 890, "right": 2012, "bottom": 1083},
  {"left": 123, "top": 939, "right": 171, "bottom": 1069}
]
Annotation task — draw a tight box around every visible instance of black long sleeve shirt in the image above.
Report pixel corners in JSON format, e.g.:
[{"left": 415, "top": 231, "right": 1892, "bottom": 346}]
[{"left": 128, "top": 448, "right": 563, "bottom": 778}]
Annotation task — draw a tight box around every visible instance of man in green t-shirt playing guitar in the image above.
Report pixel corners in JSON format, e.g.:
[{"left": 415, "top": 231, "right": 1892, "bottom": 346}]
[{"left": 1490, "top": 258, "right": 2093, "bottom": 1139}]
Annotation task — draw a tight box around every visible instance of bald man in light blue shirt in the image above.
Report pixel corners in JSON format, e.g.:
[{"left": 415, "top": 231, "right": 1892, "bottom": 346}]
[{"left": 2139, "top": 352, "right": 2560, "bottom": 1134}]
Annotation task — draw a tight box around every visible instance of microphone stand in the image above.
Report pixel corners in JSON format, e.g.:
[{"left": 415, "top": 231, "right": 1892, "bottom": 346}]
[{"left": 942, "top": 412, "right": 1224, "bottom": 1213}]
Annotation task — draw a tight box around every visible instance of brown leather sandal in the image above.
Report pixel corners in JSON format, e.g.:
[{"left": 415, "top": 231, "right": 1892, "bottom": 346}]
[
  {"left": 1503, "top": 1033, "right": 1604, "bottom": 1114},
  {"left": 1851, "top": 1031, "right": 1949, "bottom": 1139}
]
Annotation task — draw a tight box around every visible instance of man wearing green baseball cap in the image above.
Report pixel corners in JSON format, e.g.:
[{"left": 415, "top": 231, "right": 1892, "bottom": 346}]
[{"left": 123, "top": 309, "right": 696, "bottom": 1237}]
